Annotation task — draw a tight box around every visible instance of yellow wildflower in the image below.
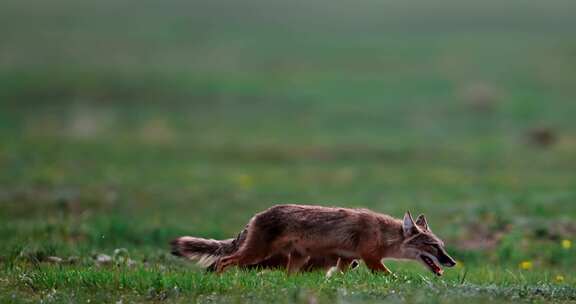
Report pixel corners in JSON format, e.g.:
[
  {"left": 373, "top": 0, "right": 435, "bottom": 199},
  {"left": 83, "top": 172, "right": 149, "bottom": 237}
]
[
  {"left": 519, "top": 261, "right": 533, "bottom": 270},
  {"left": 555, "top": 275, "right": 565, "bottom": 283},
  {"left": 561, "top": 239, "right": 572, "bottom": 249},
  {"left": 235, "top": 174, "right": 254, "bottom": 189}
]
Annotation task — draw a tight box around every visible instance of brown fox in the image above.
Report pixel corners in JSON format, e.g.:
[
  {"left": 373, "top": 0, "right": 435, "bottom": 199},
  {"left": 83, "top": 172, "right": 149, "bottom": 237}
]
[
  {"left": 174, "top": 204, "right": 456, "bottom": 276},
  {"left": 172, "top": 225, "right": 356, "bottom": 273}
]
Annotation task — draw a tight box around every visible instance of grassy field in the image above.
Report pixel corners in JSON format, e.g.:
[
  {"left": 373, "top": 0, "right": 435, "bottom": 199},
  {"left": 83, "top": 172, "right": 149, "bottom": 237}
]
[{"left": 1, "top": 0, "right": 576, "bottom": 302}]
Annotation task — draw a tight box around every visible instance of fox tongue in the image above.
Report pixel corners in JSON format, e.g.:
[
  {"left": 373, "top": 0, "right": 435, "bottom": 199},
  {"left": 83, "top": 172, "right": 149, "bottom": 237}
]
[
  {"left": 423, "top": 255, "right": 443, "bottom": 276},
  {"left": 430, "top": 262, "right": 442, "bottom": 275},
  {"left": 435, "top": 267, "right": 443, "bottom": 276}
]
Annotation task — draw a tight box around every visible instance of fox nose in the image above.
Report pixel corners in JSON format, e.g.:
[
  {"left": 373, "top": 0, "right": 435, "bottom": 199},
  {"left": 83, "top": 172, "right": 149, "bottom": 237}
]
[{"left": 438, "top": 251, "right": 456, "bottom": 267}]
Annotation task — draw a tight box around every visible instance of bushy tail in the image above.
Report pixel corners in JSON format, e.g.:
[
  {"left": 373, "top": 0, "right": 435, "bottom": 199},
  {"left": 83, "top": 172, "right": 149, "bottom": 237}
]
[{"left": 170, "top": 229, "right": 246, "bottom": 271}]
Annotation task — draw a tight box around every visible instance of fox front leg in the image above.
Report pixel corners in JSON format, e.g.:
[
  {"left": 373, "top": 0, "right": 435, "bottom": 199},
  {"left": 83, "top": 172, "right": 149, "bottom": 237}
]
[{"left": 362, "top": 256, "right": 394, "bottom": 276}]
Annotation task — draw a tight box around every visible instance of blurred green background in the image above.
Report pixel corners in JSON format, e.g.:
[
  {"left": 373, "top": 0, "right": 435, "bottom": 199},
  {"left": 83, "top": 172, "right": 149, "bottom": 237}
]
[{"left": 1, "top": 0, "right": 575, "bottom": 277}]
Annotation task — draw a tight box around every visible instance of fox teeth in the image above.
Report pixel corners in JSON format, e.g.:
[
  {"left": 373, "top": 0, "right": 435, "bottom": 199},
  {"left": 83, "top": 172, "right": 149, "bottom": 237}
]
[{"left": 422, "top": 255, "right": 442, "bottom": 275}]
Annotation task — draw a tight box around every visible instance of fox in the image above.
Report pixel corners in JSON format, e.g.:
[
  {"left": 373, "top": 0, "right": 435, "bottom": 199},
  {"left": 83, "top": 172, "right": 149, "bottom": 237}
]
[
  {"left": 172, "top": 225, "right": 357, "bottom": 273},
  {"left": 174, "top": 204, "right": 456, "bottom": 276}
]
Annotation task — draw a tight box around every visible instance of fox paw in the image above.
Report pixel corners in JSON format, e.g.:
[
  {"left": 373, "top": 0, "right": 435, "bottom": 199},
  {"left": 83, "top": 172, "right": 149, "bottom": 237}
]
[{"left": 325, "top": 266, "right": 340, "bottom": 279}]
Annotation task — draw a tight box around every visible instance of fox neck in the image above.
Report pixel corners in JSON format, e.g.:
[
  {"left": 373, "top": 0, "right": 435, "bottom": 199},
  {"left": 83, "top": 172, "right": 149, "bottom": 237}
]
[{"left": 377, "top": 217, "right": 405, "bottom": 258}]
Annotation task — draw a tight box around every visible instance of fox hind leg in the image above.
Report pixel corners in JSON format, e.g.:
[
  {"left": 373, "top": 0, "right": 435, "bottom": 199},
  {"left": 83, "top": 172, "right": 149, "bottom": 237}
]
[
  {"left": 216, "top": 254, "right": 238, "bottom": 273},
  {"left": 286, "top": 252, "right": 310, "bottom": 274},
  {"left": 336, "top": 257, "right": 355, "bottom": 272},
  {"left": 216, "top": 228, "right": 275, "bottom": 273},
  {"left": 217, "top": 247, "right": 273, "bottom": 273}
]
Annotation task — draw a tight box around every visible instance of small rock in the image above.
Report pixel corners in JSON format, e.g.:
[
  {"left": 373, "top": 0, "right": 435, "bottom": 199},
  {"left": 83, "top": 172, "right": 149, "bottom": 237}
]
[
  {"left": 458, "top": 82, "right": 500, "bottom": 113},
  {"left": 527, "top": 127, "right": 557, "bottom": 148},
  {"left": 45, "top": 256, "right": 63, "bottom": 264},
  {"left": 113, "top": 248, "right": 129, "bottom": 258},
  {"left": 66, "top": 256, "right": 79, "bottom": 265},
  {"left": 126, "top": 258, "right": 137, "bottom": 267},
  {"left": 95, "top": 254, "right": 112, "bottom": 265}
]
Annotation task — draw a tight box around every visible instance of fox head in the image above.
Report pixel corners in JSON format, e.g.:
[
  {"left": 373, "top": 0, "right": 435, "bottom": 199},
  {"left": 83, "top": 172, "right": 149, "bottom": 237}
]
[{"left": 399, "top": 212, "right": 456, "bottom": 276}]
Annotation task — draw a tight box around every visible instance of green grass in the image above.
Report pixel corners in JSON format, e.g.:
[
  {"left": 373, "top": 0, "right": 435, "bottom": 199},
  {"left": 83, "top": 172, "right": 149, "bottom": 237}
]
[
  {"left": 1, "top": 0, "right": 576, "bottom": 302},
  {"left": 2, "top": 262, "right": 575, "bottom": 304}
]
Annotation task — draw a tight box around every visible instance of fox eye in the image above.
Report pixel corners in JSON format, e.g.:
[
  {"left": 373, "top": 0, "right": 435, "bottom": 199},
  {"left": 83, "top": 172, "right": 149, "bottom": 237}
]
[{"left": 424, "top": 243, "right": 441, "bottom": 252}]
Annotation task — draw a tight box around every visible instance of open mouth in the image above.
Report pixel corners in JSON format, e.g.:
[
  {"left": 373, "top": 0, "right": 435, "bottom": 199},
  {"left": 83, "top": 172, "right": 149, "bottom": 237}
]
[{"left": 420, "top": 255, "right": 443, "bottom": 276}]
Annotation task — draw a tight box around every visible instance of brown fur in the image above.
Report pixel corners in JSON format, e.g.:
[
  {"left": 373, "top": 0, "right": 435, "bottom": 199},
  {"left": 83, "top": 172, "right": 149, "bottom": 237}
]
[{"left": 215, "top": 204, "right": 456, "bottom": 276}]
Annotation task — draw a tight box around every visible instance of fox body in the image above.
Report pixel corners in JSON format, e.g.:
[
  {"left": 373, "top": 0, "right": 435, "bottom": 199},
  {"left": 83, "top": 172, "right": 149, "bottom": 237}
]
[
  {"left": 173, "top": 204, "right": 456, "bottom": 276},
  {"left": 172, "top": 227, "right": 349, "bottom": 272}
]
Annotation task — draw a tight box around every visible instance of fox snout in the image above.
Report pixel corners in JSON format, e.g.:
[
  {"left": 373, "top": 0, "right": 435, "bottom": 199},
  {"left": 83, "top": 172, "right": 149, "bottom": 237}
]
[{"left": 437, "top": 249, "right": 456, "bottom": 267}]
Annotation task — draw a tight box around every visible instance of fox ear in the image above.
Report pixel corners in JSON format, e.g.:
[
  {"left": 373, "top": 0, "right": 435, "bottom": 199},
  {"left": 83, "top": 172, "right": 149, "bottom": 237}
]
[
  {"left": 402, "top": 211, "right": 420, "bottom": 237},
  {"left": 415, "top": 214, "right": 429, "bottom": 230}
]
